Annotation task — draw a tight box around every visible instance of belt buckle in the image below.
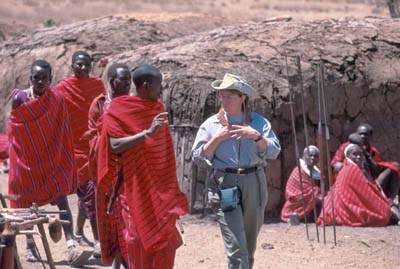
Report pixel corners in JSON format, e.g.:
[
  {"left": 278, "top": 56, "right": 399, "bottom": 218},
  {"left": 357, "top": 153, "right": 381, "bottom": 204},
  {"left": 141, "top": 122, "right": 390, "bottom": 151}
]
[{"left": 237, "top": 168, "right": 246, "bottom": 176}]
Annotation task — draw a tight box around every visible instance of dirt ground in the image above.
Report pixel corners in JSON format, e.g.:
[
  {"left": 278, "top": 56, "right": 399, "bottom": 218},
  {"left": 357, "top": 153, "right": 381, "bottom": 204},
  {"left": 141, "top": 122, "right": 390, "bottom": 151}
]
[{"left": 1, "top": 173, "right": 399, "bottom": 269}]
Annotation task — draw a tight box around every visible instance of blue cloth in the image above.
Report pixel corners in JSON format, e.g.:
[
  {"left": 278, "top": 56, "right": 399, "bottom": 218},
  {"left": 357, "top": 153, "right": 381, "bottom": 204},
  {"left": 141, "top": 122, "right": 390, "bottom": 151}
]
[{"left": 192, "top": 112, "right": 281, "bottom": 169}]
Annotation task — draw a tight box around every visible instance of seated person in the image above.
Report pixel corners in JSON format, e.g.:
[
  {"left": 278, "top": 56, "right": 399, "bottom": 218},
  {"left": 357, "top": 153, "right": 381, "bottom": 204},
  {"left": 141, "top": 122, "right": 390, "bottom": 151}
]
[
  {"left": 319, "top": 143, "right": 398, "bottom": 227},
  {"left": 331, "top": 124, "right": 400, "bottom": 203},
  {"left": 281, "top": 145, "right": 322, "bottom": 223}
]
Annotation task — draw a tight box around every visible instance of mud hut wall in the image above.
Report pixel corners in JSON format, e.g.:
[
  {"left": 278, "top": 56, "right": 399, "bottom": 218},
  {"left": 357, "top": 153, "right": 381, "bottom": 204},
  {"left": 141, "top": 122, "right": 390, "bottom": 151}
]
[{"left": 0, "top": 15, "right": 190, "bottom": 131}]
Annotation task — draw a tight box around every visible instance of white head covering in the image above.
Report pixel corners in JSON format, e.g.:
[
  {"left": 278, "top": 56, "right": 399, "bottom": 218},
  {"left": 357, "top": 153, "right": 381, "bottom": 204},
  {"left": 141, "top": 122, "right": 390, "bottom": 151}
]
[
  {"left": 344, "top": 143, "right": 359, "bottom": 163},
  {"left": 303, "top": 145, "right": 319, "bottom": 155}
]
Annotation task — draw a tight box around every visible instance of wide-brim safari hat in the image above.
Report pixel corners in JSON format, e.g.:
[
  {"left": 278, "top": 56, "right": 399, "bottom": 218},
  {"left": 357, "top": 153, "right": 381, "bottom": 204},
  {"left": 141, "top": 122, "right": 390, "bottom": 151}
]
[{"left": 211, "top": 73, "right": 256, "bottom": 97}]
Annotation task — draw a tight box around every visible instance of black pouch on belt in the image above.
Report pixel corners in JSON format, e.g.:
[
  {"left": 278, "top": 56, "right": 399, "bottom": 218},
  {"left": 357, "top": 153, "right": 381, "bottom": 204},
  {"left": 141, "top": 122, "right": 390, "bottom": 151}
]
[{"left": 219, "top": 186, "right": 242, "bottom": 212}]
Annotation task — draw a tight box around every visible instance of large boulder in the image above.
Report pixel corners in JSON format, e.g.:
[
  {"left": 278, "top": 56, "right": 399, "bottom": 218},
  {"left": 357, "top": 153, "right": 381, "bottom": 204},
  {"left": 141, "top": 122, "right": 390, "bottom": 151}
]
[{"left": 105, "top": 17, "right": 400, "bottom": 216}]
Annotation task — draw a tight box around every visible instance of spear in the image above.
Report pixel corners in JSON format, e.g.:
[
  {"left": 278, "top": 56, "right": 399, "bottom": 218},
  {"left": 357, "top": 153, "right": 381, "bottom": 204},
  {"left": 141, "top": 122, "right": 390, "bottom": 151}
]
[
  {"left": 285, "top": 54, "right": 309, "bottom": 240},
  {"left": 296, "top": 56, "right": 320, "bottom": 242},
  {"left": 317, "top": 62, "right": 327, "bottom": 244},
  {"left": 319, "top": 63, "right": 337, "bottom": 246}
]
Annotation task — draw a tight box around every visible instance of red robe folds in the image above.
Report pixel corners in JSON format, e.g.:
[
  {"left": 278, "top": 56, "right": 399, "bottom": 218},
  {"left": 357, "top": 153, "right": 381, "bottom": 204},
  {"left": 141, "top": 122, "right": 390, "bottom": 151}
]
[
  {"left": 0, "top": 133, "right": 8, "bottom": 162},
  {"left": 86, "top": 93, "right": 107, "bottom": 181},
  {"left": 8, "top": 88, "right": 77, "bottom": 208},
  {"left": 281, "top": 166, "right": 321, "bottom": 222},
  {"left": 97, "top": 96, "right": 188, "bottom": 265},
  {"left": 318, "top": 160, "right": 391, "bottom": 227},
  {"left": 55, "top": 77, "right": 105, "bottom": 185}
]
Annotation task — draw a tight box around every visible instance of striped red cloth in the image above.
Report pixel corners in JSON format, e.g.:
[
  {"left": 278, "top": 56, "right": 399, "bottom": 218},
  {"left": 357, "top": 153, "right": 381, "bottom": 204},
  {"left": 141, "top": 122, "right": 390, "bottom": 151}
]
[
  {"left": 86, "top": 93, "right": 107, "bottom": 181},
  {"left": 331, "top": 142, "right": 399, "bottom": 175},
  {"left": 281, "top": 166, "right": 321, "bottom": 222},
  {"left": 120, "top": 194, "right": 182, "bottom": 269},
  {"left": 92, "top": 95, "right": 130, "bottom": 264},
  {"left": 97, "top": 95, "right": 188, "bottom": 264},
  {"left": 8, "top": 88, "right": 77, "bottom": 208},
  {"left": 318, "top": 160, "right": 391, "bottom": 227},
  {"left": 55, "top": 77, "right": 105, "bottom": 185},
  {"left": 0, "top": 133, "right": 8, "bottom": 162}
]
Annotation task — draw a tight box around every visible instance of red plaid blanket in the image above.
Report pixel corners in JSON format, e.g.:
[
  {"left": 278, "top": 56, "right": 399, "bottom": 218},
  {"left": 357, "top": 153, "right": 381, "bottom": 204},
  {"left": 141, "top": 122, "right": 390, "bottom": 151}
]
[
  {"left": 55, "top": 77, "right": 105, "bottom": 185},
  {"left": 318, "top": 160, "right": 391, "bottom": 227},
  {"left": 0, "top": 133, "right": 8, "bottom": 162},
  {"left": 97, "top": 95, "right": 188, "bottom": 263},
  {"left": 8, "top": 88, "right": 77, "bottom": 208},
  {"left": 281, "top": 167, "right": 321, "bottom": 222}
]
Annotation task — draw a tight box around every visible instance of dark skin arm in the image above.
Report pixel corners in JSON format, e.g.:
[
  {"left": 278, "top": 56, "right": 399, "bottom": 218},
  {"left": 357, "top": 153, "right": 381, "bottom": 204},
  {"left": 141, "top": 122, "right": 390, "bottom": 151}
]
[
  {"left": 110, "top": 112, "right": 168, "bottom": 154},
  {"left": 364, "top": 150, "right": 381, "bottom": 178},
  {"left": 11, "top": 90, "right": 28, "bottom": 110}
]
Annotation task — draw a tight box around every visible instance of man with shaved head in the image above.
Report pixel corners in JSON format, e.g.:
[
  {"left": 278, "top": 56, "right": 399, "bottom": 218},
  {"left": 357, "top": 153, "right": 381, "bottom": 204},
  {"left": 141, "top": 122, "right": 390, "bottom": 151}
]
[
  {"left": 97, "top": 63, "right": 188, "bottom": 268},
  {"left": 92, "top": 62, "right": 131, "bottom": 269},
  {"left": 56, "top": 51, "right": 106, "bottom": 257}
]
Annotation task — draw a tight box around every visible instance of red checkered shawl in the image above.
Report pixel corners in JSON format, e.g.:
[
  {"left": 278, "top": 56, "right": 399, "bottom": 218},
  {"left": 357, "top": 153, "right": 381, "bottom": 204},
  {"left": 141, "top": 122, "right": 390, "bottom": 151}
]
[
  {"left": 0, "top": 133, "right": 8, "bottom": 162},
  {"left": 97, "top": 96, "right": 188, "bottom": 263},
  {"left": 281, "top": 166, "right": 321, "bottom": 222},
  {"left": 318, "top": 159, "right": 391, "bottom": 227},
  {"left": 8, "top": 88, "right": 77, "bottom": 208},
  {"left": 55, "top": 76, "right": 105, "bottom": 185}
]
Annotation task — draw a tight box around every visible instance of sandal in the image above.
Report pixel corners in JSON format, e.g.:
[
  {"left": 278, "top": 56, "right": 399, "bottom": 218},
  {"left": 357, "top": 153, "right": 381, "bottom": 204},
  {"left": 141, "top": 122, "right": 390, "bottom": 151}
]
[
  {"left": 74, "top": 233, "right": 94, "bottom": 247},
  {"left": 68, "top": 245, "right": 92, "bottom": 266}
]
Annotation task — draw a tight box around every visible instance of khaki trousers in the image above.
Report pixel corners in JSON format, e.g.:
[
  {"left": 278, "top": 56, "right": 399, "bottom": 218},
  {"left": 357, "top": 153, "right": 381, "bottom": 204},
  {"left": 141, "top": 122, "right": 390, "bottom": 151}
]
[{"left": 208, "top": 168, "right": 268, "bottom": 269}]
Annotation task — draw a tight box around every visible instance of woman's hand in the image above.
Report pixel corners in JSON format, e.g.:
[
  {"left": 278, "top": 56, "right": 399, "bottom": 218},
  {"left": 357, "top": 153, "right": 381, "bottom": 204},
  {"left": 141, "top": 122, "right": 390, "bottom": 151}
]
[
  {"left": 147, "top": 112, "right": 169, "bottom": 136},
  {"left": 229, "top": 125, "right": 260, "bottom": 140},
  {"left": 214, "top": 126, "right": 232, "bottom": 142}
]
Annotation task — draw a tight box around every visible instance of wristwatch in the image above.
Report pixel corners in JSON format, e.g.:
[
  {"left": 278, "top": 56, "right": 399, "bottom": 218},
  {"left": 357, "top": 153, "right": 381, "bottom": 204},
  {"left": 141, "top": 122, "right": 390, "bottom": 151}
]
[{"left": 254, "top": 134, "right": 263, "bottom": 142}]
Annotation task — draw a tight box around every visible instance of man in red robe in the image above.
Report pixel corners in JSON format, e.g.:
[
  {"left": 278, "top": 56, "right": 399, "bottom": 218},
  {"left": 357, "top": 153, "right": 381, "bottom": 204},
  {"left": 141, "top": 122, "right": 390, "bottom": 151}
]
[
  {"left": 56, "top": 51, "right": 106, "bottom": 257},
  {"left": 281, "top": 146, "right": 322, "bottom": 223},
  {"left": 8, "top": 60, "right": 91, "bottom": 266},
  {"left": 87, "top": 63, "right": 130, "bottom": 268},
  {"left": 319, "top": 143, "right": 394, "bottom": 226},
  {"left": 97, "top": 64, "right": 188, "bottom": 268}
]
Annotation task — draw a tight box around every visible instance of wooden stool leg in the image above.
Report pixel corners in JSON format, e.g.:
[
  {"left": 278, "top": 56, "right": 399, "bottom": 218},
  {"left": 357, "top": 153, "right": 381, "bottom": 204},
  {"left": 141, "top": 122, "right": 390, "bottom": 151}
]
[
  {"left": 37, "top": 223, "right": 55, "bottom": 269},
  {"left": 12, "top": 245, "right": 22, "bottom": 269},
  {"left": 0, "top": 244, "right": 3, "bottom": 267}
]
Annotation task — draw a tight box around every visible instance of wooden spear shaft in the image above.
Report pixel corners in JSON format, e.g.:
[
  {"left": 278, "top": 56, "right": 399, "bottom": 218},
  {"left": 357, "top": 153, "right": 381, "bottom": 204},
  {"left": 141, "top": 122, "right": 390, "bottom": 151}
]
[
  {"left": 317, "top": 62, "right": 327, "bottom": 245},
  {"left": 296, "top": 56, "right": 320, "bottom": 242},
  {"left": 285, "top": 54, "right": 309, "bottom": 240},
  {"left": 320, "top": 63, "right": 337, "bottom": 246}
]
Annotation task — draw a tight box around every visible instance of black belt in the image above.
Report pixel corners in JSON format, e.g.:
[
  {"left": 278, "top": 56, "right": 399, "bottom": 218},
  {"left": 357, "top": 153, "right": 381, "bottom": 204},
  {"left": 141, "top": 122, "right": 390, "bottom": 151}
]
[{"left": 224, "top": 167, "right": 258, "bottom": 176}]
